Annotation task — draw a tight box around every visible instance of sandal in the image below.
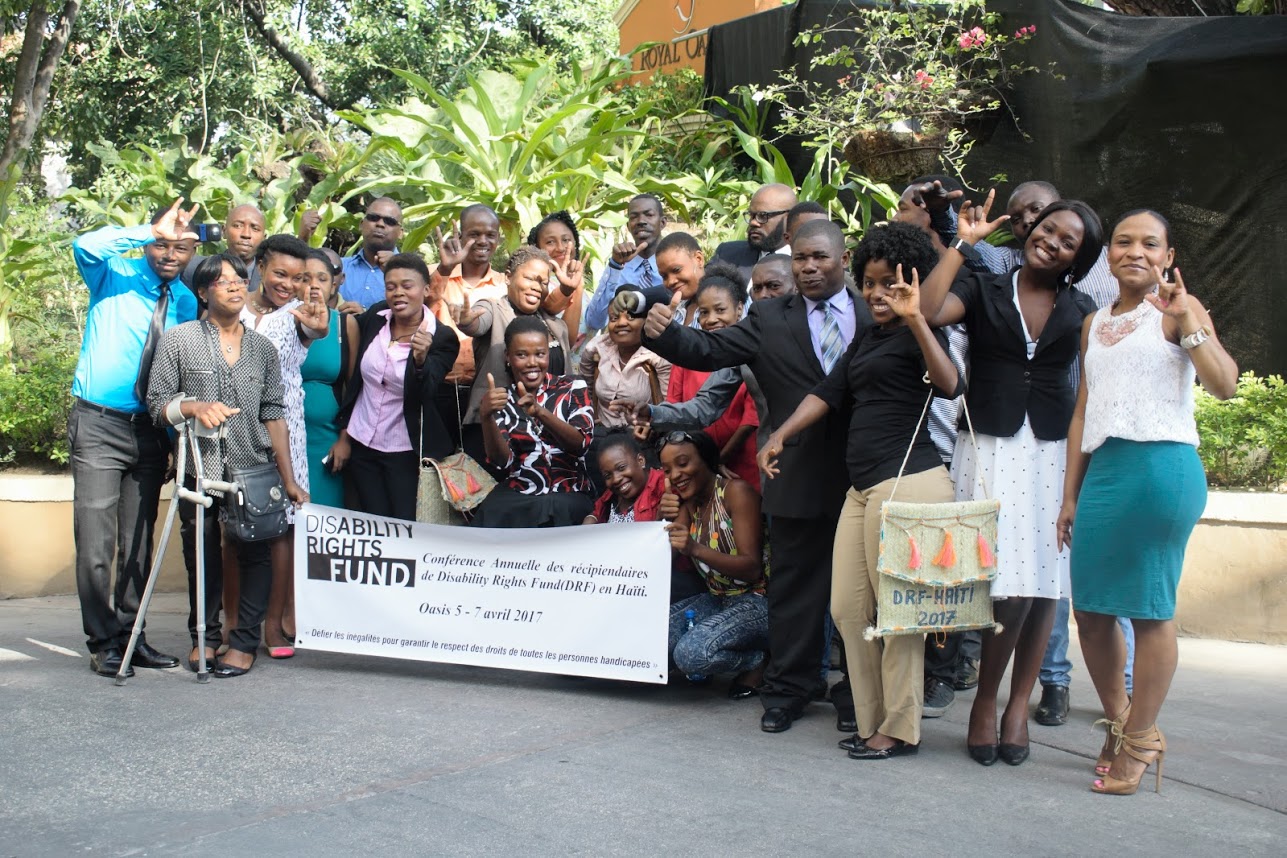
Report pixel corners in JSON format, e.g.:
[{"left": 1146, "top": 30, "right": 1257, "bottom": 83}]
[
  {"left": 1092, "top": 724, "right": 1166, "bottom": 796},
  {"left": 1092, "top": 699, "right": 1131, "bottom": 775}
]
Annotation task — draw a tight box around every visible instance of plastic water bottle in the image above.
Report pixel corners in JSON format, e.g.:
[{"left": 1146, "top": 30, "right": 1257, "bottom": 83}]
[{"left": 682, "top": 608, "right": 707, "bottom": 683}]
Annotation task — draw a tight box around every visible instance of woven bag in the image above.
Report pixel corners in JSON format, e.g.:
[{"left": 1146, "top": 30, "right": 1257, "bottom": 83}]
[
  {"left": 868, "top": 391, "right": 1000, "bottom": 639},
  {"left": 415, "top": 382, "right": 496, "bottom": 526}
]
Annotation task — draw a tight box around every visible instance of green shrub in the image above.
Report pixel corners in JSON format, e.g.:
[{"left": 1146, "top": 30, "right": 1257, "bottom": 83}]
[
  {"left": 0, "top": 347, "right": 77, "bottom": 466},
  {"left": 1195, "top": 372, "right": 1287, "bottom": 490}
]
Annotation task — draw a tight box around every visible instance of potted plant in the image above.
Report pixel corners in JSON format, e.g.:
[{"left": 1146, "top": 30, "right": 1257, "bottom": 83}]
[{"left": 762, "top": 0, "right": 1042, "bottom": 182}]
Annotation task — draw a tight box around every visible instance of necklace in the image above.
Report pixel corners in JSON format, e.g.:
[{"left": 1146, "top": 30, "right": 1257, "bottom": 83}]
[{"left": 1096, "top": 300, "right": 1151, "bottom": 347}]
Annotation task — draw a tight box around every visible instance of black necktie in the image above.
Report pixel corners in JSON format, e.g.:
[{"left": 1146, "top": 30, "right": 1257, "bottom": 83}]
[{"left": 134, "top": 282, "right": 171, "bottom": 405}]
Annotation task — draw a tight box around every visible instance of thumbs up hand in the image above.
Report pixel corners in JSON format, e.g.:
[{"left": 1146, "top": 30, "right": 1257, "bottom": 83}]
[
  {"left": 645, "top": 287, "right": 683, "bottom": 339},
  {"left": 482, "top": 372, "right": 508, "bottom": 417}
]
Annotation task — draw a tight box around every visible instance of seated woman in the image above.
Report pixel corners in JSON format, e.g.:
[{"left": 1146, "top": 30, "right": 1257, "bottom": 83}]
[
  {"left": 660, "top": 430, "right": 768, "bottom": 698},
  {"left": 760, "top": 222, "right": 961, "bottom": 760},
  {"left": 146, "top": 252, "right": 310, "bottom": 677},
  {"left": 473, "top": 316, "right": 596, "bottom": 527},
  {"left": 331, "top": 253, "right": 460, "bottom": 521},
  {"left": 458, "top": 246, "right": 571, "bottom": 464},
  {"left": 665, "top": 261, "right": 761, "bottom": 489},
  {"left": 583, "top": 432, "right": 707, "bottom": 604}
]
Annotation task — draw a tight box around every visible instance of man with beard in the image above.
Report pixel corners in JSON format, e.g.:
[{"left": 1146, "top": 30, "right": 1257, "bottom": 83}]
[
  {"left": 181, "top": 204, "right": 267, "bottom": 292},
  {"left": 341, "top": 197, "right": 404, "bottom": 308},
  {"left": 714, "top": 183, "right": 798, "bottom": 288},
  {"left": 583, "top": 194, "right": 667, "bottom": 332}
]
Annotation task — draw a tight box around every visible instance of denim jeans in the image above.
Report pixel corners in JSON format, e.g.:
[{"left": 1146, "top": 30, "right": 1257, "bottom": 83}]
[
  {"left": 1041, "top": 597, "right": 1135, "bottom": 693},
  {"left": 669, "top": 592, "right": 769, "bottom": 676},
  {"left": 69, "top": 403, "right": 170, "bottom": 652}
]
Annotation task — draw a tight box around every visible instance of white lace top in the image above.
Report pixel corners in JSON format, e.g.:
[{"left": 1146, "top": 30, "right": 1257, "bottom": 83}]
[{"left": 1082, "top": 302, "right": 1198, "bottom": 453}]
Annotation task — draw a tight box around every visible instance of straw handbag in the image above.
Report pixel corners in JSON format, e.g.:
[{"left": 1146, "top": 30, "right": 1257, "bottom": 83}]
[
  {"left": 868, "top": 391, "right": 1000, "bottom": 639},
  {"left": 416, "top": 384, "right": 496, "bottom": 526}
]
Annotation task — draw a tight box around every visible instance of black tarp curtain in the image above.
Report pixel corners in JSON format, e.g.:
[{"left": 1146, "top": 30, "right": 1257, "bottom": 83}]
[{"left": 704, "top": 0, "right": 1287, "bottom": 375}]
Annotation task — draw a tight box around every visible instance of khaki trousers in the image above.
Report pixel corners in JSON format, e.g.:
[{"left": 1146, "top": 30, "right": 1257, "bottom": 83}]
[{"left": 831, "top": 467, "right": 955, "bottom": 745}]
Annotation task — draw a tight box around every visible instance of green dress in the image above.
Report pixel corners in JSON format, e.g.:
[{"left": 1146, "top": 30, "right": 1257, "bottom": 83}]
[{"left": 300, "top": 308, "right": 345, "bottom": 507}]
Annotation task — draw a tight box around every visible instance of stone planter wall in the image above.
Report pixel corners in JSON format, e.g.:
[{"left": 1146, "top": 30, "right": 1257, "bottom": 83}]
[{"left": 3, "top": 475, "right": 1285, "bottom": 643}]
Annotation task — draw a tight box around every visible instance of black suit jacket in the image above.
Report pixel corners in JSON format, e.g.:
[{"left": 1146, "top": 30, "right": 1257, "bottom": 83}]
[
  {"left": 713, "top": 241, "right": 767, "bottom": 288},
  {"left": 337, "top": 304, "right": 461, "bottom": 460},
  {"left": 646, "top": 288, "right": 870, "bottom": 520},
  {"left": 951, "top": 271, "right": 1098, "bottom": 441}
]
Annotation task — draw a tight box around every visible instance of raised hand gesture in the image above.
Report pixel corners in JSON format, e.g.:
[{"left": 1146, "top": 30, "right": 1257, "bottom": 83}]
[
  {"left": 644, "top": 288, "right": 682, "bottom": 339},
  {"left": 908, "top": 180, "right": 963, "bottom": 213},
  {"left": 611, "top": 231, "right": 647, "bottom": 266},
  {"left": 666, "top": 521, "right": 695, "bottom": 556},
  {"left": 409, "top": 327, "right": 431, "bottom": 367},
  {"left": 515, "top": 381, "right": 540, "bottom": 417},
  {"left": 290, "top": 299, "right": 331, "bottom": 335},
  {"left": 658, "top": 478, "right": 681, "bottom": 521},
  {"left": 1143, "top": 266, "right": 1193, "bottom": 320},
  {"left": 298, "top": 208, "right": 322, "bottom": 240},
  {"left": 885, "top": 264, "right": 923, "bottom": 320},
  {"left": 452, "top": 290, "right": 483, "bottom": 329},
  {"left": 435, "top": 222, "right": 475, "bottom": 273},
  {"left": 482, "top": 373, "right": 508, "bottom": 418},
  {"left": 956, "top": 189, "right": 1009, "bottom": 245},
  {"left": 553, "top": 258, "right": 585, "bottom": 293},
  {"left": 152, "top": 199, "right": 200, "bottom": 243},
  {"left": 757, "top": 433, "right": 785, "bottom": 480}
]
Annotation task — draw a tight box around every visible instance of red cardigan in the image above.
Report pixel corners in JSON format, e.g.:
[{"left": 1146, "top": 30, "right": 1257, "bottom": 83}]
[{"left": 592, "top": 467, "right": 667, "bottom": 523}]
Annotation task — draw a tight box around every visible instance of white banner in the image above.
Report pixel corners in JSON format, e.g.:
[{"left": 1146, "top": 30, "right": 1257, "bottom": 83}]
[{"left": 293, "top": 503, "right": 672, "bottom": 684}]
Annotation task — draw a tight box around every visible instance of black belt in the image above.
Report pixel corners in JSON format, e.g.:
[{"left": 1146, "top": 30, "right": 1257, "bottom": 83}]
[{"left": 74, "top": 397, "right": 152, "bottom": 425}]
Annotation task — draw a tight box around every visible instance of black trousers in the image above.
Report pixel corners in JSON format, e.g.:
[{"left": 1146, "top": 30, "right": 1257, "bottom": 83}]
[
  {"left": 347, "top": 440, "right": 419, "bottom": 521},
  {"left": 180, "top": 487, "right": 273, "bottom": 653},
  {"left": 924, "top": 632, "right": 964, "bottom": 683},
  {"left": 68, "top": 402, "right": 169, "bottom": 652},
  {"left": 761, "top": 514, "right": 839, "bottom": 715}
]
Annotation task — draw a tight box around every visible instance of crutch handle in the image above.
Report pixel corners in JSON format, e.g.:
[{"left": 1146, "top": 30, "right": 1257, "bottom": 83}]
[
  {"left": 204, "top": 479, "right": 239, "bottom": 495},
  {"left": 176, "top": 487, "right": 213, "bottom": 508}
]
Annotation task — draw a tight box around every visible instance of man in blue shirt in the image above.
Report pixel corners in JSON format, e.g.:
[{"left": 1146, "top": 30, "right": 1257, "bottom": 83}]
[
  {"left": 582, "top": 194, "right": 667, "bottom": 332},
  {"left": 340, "top": 197, "right": 404, "bottom": 308},
  {"left": 70, "top": 200, "right": 200, "bottom": 677}
]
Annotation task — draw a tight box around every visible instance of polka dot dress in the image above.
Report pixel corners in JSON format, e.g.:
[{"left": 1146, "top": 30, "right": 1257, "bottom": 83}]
[
  {"left": 242, "top": 300, "right": 310, "bottom": 523},
  {"left": 951, "top": 421, "right": 1069, "bottom": 600}
]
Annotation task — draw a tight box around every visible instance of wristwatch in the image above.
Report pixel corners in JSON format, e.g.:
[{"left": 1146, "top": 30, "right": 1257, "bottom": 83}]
[
  {"left": 1181, "top": 325, "right": 1212, "bottom": 350},
  {"left": 950, "top": 238, "right": 979, "bottom": 262}
]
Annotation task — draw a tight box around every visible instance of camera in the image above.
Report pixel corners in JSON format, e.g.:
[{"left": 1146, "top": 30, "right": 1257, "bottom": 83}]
[
  {"left": 191, "top": 223, "right": 223, "bottom": 243},
  {"left": 612, "top": 285, "right": 673, "bottom": 318}
]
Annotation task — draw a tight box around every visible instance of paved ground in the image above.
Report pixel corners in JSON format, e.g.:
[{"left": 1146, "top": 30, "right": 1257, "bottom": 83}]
[{"left": 1, "top": 593, "right": 1285, "bottom": 857}]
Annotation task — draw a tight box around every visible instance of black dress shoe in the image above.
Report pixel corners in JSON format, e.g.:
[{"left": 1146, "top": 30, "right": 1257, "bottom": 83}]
[
  {"left": 1035, "top": 684, "right": 1070, "bottom": 726},
  {"left": 848, "top": 740, "right": 919, "bottom": 760},
  {"left": 838, "top": 734, "right": 866, "bottom": 753},
  {"left": 954, "top": 657, "right": 980, "bottom": 691},
  {"left": 968, "top": 744, "right": 999, "bottom": 766},
  {"left": 89, "top": 649, "right": 133, "bottom": 678},
  {"left": 728, "top": 683, "right": 759, "bottom": 700},
  {"left": 836, "top": 714, "right": 857, "bottom": 733},
  {"left": 212, "top": 654, "right": 256, "bottom": 678},
  {"left": 132, "top": 641, "right": 180, "bottom": 669},
  {"left": 760, "top": 707, "right": 799, "bottom": 733},
  {"left": 999, "top": 743, "right": 1030, "bottom": 766}
]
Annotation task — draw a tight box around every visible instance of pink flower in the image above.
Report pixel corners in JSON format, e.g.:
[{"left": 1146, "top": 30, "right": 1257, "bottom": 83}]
[
  {"left": 958, "top": 26, "right": 988, "bottom": 50},
  {"left": 914, "top": 70, "right": 934, "bottom": 89}
]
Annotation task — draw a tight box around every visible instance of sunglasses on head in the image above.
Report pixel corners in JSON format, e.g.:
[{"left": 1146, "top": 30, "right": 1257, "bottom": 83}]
[
  {"left": 365, "top": 212, "right": 401, "bottom": 227},
  {"left": 657, "top": 430, "right": 696, "bottom": 451}
]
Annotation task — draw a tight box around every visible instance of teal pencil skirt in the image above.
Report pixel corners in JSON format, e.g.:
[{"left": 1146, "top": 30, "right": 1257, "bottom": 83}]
[{"left": 1071, "top": 438, "right": 1206, "bottom": 620}]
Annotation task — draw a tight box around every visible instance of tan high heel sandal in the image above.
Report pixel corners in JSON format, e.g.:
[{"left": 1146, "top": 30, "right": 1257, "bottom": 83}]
[
  {"left": 1092, "top": 724, "right": 1166, "bottom": 795},
  {"left": 1092, "top": 699, "right": 1131, "bottom": 776}
]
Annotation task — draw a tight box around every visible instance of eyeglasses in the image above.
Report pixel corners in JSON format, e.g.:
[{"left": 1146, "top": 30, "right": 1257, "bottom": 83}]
[
  {"left": 744, "top": 209, "right": 790, "bottom": 224},
  {"left": 212, "top": 278, "right": 248, "bottom": 289},
  {"left": 365, "top": 213, "right": 401, "bottom": 227}
]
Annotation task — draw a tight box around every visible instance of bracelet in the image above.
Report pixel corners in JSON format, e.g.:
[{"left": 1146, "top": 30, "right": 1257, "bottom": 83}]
[
  {"left": 608, "top": 260, "right": 624, "bottom": 271},
  {"left": 1180, "top": 325, "right": 1212, "bottom": 350},
  {"left": 950, "top": 238, "right": 979, "bottom": 262}
]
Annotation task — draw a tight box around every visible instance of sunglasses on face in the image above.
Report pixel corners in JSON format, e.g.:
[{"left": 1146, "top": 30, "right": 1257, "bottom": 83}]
[{"left": 365, "top": 213, "right": 401, "bottom": 227}]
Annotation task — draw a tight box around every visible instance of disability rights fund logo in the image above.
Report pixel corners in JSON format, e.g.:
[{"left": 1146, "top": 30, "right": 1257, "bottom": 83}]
[{"left": 305, "top": 512, "right": 416, "bottom": 588}]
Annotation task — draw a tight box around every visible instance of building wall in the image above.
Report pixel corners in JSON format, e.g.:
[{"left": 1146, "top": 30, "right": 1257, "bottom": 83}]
[{"left": 615, "top": 0, "right": 784, "bottom": 81}]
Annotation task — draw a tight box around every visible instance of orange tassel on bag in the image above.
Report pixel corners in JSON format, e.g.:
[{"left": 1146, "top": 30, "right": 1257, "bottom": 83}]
[
  {"left": 907, "top": 534, "right": 922, "bottom": 570},
  {"left": 445, "top": 479, "right": 466, "bottom": 504},
  {"left": 977, "top": 532, "right": 996, "bottom": 568},
  {"left": 933, "top": 531, "right": 957, "bottom": 568},
  {"left": 466, "top": 472, "right": 483, "bottom": 494}
]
